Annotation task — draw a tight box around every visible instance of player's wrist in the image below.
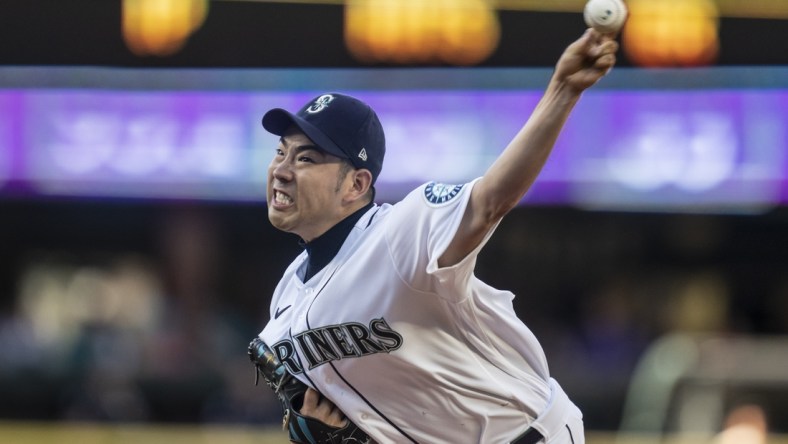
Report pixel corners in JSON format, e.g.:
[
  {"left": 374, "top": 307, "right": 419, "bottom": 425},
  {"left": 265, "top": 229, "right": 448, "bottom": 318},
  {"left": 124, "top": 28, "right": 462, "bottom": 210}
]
[{"left": 545, "top": 77, "right": 584, "bottom": 106}]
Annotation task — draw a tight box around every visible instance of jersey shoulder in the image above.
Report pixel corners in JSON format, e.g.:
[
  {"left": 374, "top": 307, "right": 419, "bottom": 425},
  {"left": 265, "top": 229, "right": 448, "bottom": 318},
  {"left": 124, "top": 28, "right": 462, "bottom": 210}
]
[
  {"left": 422, "top": 181, "right": 467, "bottom": 206},
  {"left": 391, "top": 181, "right": 472, "bottom": 213}
]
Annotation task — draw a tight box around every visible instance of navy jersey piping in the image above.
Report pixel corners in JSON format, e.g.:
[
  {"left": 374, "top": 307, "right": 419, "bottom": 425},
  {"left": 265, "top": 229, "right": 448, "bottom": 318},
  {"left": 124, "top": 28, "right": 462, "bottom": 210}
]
[
  {"left": 328, "top": 360, "right": 419, "bottom": 443},
  {"left": 301, "top": 207, "right": 419, "bottom": 443}
]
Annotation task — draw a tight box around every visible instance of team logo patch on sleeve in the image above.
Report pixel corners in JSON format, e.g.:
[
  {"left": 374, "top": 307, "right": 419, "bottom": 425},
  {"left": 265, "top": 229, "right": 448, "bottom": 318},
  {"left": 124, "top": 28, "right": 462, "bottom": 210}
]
[{"left": 423, "top": 182, "right": 465, "bottom": 206}]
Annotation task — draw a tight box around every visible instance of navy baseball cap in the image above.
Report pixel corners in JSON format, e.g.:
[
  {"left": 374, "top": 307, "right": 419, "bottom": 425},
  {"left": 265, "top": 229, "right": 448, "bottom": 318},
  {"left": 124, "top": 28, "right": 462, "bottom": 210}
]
[{"left": 262, "top": 93, "right": 385, "bottom": 184}]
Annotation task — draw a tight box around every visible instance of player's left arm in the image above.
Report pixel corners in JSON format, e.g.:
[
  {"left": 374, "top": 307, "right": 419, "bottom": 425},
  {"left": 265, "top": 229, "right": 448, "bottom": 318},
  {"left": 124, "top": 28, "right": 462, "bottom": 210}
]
[{"left": 438, "top": 29, "right": 618, "bottom": 268}]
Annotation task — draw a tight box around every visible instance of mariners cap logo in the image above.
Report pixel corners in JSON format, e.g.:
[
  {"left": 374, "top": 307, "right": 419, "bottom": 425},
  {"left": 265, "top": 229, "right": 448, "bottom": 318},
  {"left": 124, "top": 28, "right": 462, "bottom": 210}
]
[
  {"left": 358, "top": 148, "right": 368, "bottom": 162},
  {"left": 306, "top": 94, "right": 335, "bottom": 113}
]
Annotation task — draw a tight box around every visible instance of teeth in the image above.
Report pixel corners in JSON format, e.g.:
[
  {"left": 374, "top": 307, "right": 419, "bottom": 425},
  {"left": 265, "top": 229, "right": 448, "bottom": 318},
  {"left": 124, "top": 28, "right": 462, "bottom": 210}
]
[{"left": 274, "top": 191, "right": 293, "bottom": 205}]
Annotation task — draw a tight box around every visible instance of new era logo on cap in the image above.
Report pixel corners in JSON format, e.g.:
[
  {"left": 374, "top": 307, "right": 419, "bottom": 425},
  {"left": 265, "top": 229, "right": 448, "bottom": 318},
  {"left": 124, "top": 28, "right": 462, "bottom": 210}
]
[{"left": 262, "top": 93, "right": 386, "bottom": 184}]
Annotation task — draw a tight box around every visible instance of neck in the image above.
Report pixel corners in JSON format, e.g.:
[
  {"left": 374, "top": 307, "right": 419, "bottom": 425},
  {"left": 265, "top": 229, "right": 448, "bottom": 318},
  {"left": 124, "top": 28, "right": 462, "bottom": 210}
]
[{"left": 300, "top": 200, "right": 374, "bottom": 282}]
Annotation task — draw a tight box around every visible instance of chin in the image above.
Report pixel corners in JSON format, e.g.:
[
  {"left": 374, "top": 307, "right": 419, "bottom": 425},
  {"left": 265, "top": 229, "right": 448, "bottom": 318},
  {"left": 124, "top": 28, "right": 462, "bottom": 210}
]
[
  {"left": 267, "top": 210, "right": 286, "bottom": 228},
  {"left": 268, "top": 212, "right": 297, "bottom": 234}
]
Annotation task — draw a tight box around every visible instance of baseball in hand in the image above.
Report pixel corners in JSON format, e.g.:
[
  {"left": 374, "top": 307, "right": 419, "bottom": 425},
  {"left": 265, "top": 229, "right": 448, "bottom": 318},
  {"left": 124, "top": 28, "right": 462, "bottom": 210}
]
[{"left": 583, "top": 0, "right": 627, "bottom": 34}]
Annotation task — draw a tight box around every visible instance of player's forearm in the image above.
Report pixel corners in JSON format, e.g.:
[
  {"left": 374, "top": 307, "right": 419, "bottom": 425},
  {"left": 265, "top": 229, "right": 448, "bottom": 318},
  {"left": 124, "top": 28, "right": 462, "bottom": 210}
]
[{"left": 475, "top": 79, "right": 581, "bottom": 220}]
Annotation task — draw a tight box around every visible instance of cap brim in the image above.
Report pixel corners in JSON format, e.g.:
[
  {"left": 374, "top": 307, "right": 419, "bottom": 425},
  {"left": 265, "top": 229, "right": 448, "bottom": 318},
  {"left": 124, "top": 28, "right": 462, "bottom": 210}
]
[{"left": 262, "top": 109, "right": 348, "bottom": 160}]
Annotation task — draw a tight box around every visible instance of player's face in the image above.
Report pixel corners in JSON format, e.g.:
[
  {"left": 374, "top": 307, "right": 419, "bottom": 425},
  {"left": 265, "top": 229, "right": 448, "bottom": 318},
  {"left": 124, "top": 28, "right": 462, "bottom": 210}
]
[{"left": 267, "top": 127, "right": 351, "bottom": 241}]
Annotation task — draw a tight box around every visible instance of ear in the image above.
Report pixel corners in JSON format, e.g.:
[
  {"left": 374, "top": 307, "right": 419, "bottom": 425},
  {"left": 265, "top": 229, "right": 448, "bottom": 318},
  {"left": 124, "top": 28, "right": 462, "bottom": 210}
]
[{"left": 344, "top": 169, "right": 373, "bottom": 204}]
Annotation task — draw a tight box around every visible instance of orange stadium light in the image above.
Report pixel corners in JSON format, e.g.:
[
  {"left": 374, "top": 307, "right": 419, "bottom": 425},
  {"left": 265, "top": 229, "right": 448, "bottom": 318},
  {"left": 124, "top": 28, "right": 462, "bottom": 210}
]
[
  {"left": 344, "top": 0, "right": 500, "bottom": 65},
  {"left": 122, "top": 0, "right": 209, "bottom": 56},
  {"left": 622, "top": 0, "right": 720, "bottom": 67}
]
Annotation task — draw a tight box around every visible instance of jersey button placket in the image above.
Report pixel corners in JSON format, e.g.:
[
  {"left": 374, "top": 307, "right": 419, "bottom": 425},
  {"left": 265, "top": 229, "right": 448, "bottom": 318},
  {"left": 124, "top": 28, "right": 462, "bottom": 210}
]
[{"left": 299, "top": 287, "right": 313, "bottom": 323}]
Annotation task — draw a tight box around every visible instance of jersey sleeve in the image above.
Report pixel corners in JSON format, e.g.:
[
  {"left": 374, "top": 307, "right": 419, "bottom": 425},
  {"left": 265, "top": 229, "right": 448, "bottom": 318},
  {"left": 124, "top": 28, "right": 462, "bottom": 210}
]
[{"left": 384, "top": 178, "right": 500, "bottom": 302}]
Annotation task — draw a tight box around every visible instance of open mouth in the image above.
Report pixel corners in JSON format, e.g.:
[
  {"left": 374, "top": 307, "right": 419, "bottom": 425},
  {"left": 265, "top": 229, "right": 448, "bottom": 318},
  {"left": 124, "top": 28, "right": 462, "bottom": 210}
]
[{"left": 272, "top": 190, "right": 293, "bottom": 206}]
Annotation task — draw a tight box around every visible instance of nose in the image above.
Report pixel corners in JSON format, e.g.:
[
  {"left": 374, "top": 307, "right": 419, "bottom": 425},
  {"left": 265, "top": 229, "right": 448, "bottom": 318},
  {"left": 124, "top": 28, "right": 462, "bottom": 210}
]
[{"left": 270, "top": 157, "right": 293, "bottom": 182}]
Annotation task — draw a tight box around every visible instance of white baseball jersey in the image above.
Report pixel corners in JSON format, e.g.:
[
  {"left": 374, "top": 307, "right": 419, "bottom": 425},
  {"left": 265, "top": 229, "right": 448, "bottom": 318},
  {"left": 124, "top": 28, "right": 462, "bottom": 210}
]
[{"left": 259, "top": 179, "right": 581, "bottom": 443}]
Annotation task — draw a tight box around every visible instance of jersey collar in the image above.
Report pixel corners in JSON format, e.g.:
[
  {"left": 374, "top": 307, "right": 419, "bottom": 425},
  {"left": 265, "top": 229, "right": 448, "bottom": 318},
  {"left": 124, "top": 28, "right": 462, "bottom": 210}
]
[{"left": 300, "top": 200, "right": 374, "bottom": 282}]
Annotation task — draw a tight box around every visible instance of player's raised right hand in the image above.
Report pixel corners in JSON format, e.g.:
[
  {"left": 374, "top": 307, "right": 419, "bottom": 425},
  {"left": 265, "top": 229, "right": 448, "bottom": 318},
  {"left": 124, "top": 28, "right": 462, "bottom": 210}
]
[{"left": 553, "top": 28, "right": 619, "bottom": 94}]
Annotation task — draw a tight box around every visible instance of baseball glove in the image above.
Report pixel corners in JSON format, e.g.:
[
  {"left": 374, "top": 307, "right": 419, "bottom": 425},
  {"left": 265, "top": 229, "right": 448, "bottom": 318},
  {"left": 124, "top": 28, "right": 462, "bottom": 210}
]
[{"left": 248, "top": 337, "right": 373, "bottom": 444}]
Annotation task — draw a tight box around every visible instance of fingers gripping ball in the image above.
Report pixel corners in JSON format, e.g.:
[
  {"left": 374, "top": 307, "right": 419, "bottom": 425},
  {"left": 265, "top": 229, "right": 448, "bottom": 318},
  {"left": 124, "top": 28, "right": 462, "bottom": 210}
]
[{"left": 583, "top": 0, "right": 628, "bottom": 34}]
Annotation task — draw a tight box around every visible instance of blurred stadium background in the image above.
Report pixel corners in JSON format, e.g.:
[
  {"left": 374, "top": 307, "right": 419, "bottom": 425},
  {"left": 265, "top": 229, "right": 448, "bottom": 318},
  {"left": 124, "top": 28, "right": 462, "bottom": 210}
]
[{"left": 2, "top": 0, "right": 788, "bottom": 443}]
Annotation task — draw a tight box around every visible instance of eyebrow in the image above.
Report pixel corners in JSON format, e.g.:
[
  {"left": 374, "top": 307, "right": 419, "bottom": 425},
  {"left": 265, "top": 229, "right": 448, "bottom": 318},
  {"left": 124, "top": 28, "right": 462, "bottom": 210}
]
[
  {"left": 279, "top": 137, "right": 321, "bottom": 153},
  {"left": 278, "top": 138, "right": 332, "bottom": 159}
]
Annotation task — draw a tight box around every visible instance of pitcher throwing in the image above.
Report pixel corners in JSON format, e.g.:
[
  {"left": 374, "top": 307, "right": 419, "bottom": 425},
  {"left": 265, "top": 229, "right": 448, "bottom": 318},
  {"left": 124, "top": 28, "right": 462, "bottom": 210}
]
[{"left": 249, "top": 29, "right": 619, "bottom": 444}]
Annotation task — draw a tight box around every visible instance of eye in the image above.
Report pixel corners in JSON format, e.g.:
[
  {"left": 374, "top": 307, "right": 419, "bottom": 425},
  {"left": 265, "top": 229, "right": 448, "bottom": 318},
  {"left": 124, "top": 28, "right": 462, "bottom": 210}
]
[
  {"left": 274, "top": 148, "right": 284, "bottom": 157},
  {"left": 297, "top": 155, "right": 315, "bottom": 163}
]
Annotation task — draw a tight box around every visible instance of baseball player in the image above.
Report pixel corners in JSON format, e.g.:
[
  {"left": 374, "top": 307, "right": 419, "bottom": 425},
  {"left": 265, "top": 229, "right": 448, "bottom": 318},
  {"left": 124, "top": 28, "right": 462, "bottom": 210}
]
[{"left": 249, "top": 29, "right": 619, "bottom": 443}]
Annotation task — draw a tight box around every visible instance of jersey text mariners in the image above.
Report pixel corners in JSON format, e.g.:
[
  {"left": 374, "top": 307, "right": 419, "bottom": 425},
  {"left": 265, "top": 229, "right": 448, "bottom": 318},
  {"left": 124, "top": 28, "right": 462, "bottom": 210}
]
[{"left": 259, "top": 179, "right": 553, "bottom": 443}]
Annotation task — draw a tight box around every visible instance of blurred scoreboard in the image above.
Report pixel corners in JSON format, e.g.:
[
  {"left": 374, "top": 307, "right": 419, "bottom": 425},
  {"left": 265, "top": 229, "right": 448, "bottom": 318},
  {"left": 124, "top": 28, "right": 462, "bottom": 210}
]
[{"left": 1, "top": 66, "right": 786, "bottom": 212}]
